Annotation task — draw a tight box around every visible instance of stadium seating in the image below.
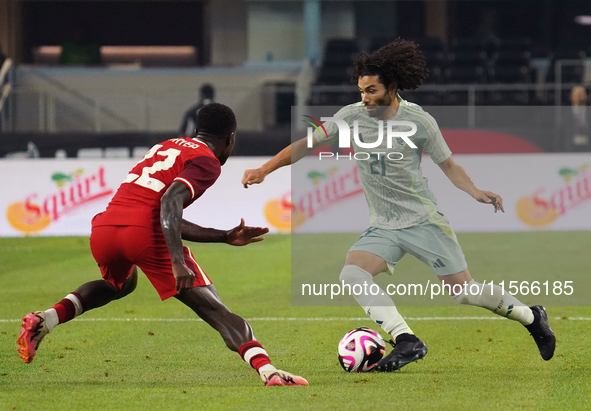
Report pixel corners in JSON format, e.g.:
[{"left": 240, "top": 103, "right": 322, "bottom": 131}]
[
  {"left": 132, "top": 146, "right": 150, "bottom": 158},
  {"left": 104, "top": 147, "right": 130, "bottom": 158},
  {"left": 309, "top": 34, "right": 584, "bottom": 107},
  {"left": 546, "top": 49, "right": 586, "bottom": 83},
  {"left": 368, "top": 35, "right": 398, "bottom": 53},
  {"left": 77, "top": 148, "right": 103, "bottom": 158},
  {"left": 316, "top": 39, "right": 359, "bottom": 86}
]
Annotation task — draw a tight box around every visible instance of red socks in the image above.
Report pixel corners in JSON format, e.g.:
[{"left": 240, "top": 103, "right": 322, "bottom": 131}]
[
  {"left": 238, "top": 341, "right": 272, "bottom": 372},
  {"left": 52, "top": 293, "right": 84, "bottom": 324}
]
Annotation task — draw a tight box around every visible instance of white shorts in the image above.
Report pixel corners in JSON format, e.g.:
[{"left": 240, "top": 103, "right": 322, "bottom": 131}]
[{"left": 349, "top": 212, "right": 468, "bottom": 276}]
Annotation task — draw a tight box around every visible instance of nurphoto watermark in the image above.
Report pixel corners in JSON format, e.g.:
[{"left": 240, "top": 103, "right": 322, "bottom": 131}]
[{"left": 303, "top": 115, "right": 418, "bottom": 161}]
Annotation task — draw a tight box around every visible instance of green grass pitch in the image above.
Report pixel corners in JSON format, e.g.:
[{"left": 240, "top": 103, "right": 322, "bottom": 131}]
[{"left": 1, "top": 233, "right": 590, "bottom": 410}]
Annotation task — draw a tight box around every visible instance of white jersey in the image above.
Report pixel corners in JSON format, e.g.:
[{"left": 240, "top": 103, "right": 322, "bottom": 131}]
[{"left": 313, "top": 98, "right": 452, "bottom": 229}]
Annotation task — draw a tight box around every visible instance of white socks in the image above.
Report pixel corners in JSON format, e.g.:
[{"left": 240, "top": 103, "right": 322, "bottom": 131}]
[
  {"left": 258, "top": 364, "right": 277, "bottom": 380},
  {"left": 338, "top": 264, "right": 534, "bottom": 336},
  {"left": 44, "top": 308, "right": 59, "bottom": 332},
  {"left": 452, "top": 279, "right": 534, "bottom": 325},
  {"left": 339, "top": 265, "right": 413, "bottom": 339}
]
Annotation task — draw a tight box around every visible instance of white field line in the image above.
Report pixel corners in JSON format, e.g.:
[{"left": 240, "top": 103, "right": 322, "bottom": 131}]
[{"left": 0, "top": 316, "right": 590, "bottom": 323}]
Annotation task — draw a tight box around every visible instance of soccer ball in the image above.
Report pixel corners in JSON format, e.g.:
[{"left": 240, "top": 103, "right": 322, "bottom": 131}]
[{"left": 338, "top": 327, "right": 386, "bottom": 373}]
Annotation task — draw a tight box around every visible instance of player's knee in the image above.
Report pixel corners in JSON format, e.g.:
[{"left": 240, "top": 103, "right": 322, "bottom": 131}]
[
  {"left": 339, "top": 265, "right": 372, "bottom": 285},
  {"left": 179, "top": 285, "right": 228, "bottom": 315},
  {"left": 113, "top": 266, "right": 138, "bottom": 300}
]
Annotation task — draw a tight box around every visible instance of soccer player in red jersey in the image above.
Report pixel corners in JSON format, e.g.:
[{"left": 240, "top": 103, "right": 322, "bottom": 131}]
[{"left": 17, "top": 103, "right": 308, "bottom": 387}]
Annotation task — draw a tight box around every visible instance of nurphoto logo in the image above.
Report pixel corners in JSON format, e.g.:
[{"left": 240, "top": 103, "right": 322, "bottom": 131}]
[{"left": 303, "top": 116, "right": 418, "bottom": 161}]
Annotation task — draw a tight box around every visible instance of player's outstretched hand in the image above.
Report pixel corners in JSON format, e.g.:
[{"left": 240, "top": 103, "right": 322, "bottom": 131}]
[
  {"left": 227, "top": 218, "right": 269, "bottom": 246},
  {"left": 474, "top": 190, "right": 505, "bottom": 213},
  {"left": 242, "top": 169, "right": 266, "bottom": 188}
]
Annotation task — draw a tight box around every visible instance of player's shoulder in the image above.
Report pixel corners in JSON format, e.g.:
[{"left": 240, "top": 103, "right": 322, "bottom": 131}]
[
  {"left": 335, "top": 102, "right": 365, "bottom": 118},
  {"left": 178, "top": 139, "right": 221, "bottom": 168},
  {"left": 347, "top": 102, "right": 364, "bottom": 108},
  {"left": 180, "top": 153, "right": 221, "bottom": 184},
  {"left": 400, "top": 98, "right": 431, "bottom": 118},
  {"left": 399, "top": 98, "right": 439, "bottom": 135}
]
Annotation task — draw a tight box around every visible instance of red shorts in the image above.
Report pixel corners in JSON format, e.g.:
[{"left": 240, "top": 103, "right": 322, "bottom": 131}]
[{"left": 90, "top": 224, "right": 212, "bottom": 300}]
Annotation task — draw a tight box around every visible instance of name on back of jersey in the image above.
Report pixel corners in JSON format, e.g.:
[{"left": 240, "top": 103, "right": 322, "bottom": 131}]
[{"left": 170, "top": 138, "right": 200, "bottom": 150}]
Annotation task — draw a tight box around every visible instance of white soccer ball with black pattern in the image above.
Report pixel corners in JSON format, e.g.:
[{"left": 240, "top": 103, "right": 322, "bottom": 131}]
[{"left": 338, "top": 327, "right": 386, "bottom": 373}]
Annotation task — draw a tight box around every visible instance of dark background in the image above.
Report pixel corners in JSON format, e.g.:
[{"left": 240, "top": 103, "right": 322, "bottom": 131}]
[
  {"left": 19, "top": 0, "right": 591, "bottom": 64},
  {"left": 22, "top": 1, "right": 206, "bottom": 64}
]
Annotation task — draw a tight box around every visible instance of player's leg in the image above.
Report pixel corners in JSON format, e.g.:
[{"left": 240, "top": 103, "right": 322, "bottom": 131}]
[
  {"left": 340, "top": 229, "right": 428, "bottom": 372},
  {"left": 341, "top": 250, "right": 413, "bottom": 339},
  {"left": 175, "top": 285, "right": 308, "bottom": 386},
  {"left": 17, "top": 226, "right": 138, "bottom": 363},
  {"left": 142, "top": 241, "right": 307, "bottom": 386},
  {"left": 17, "top": 266, "right": 137, "bottom": 364},
  {"left": 175, "top": 284, "right": 252, "bottom": 351},
  {"left": 16, "top": 267, "right": 137, "bottom": 364},
  {"left": 403, "top": 214, "right": 555, "bottom": 360},
  {"left": 439, "top": 269, "right": 534, "bottom": 323},
  {"left": 441, "top": 269, "right": 555, "bottom": 360},
  {"left": 76, "top": 266, "right": 138, "bottom": 308}
]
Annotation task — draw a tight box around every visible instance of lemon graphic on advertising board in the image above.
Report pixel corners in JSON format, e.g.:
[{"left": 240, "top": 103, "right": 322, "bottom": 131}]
[
  {"left": 6, "top": 201, "right": 52, "bottom": 233},
  {"left": 515, "top": 196, "right": 559, "bottom": 227},
  {"left": 264, "top": 193, "right": 306, "bottom": 232}
]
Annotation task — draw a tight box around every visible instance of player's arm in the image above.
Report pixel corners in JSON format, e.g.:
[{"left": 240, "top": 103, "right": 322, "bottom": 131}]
[
  {"left": 160, "top": 181, "right": 196, "bottom": 293},
  {"left": 171, "top": 157, "right": 267, "bottom": 244},
  {"left": 242, "top": 135, "right": 322, "bottom": 188},
  {"left": 162, "top": 181, "right": 268, "bottom": 245},
  {"left": 181, "top": 218, "right": 269, "bottom": 246},
  {"left": 438, "top": 156, "right": 504, "bottom": 213}
]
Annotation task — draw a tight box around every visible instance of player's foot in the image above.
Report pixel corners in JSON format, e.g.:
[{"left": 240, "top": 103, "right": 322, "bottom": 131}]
[
  {"left": 524, "top": 305, "right": 555, "bottom": 361},
  {"left": 262, "top": 370, "right": 309, "bottom": 386},
  {"left": 17, "top": 311, "right": 49, "bottom": 363},
  {"left": 376, "top": 333, "right": 428, "bottom": 372}
]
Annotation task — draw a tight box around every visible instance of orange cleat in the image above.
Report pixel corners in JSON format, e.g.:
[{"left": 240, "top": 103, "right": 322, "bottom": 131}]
[
  {"left": 263, "top": 370, "right": 309, "bottom": 386},
  {"left": 17, "top": 312, "right": 49, "bottom": 363}
]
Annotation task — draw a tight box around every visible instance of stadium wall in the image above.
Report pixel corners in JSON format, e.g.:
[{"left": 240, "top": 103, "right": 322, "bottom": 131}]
[
  {"left": 13, "top": 65, "right": 301, "bottom": 133},
  {"left": 2, "top": 154, "right": 590, "bottom": 238},
  {"left": 246, "top": 1, "right": 354, "bottom": 62},
  {"left": 209, "top": 0, "right": 248, "bottom": 66},
  {"left": 0, "top": 130, "right": 292, "bottom": 158}
]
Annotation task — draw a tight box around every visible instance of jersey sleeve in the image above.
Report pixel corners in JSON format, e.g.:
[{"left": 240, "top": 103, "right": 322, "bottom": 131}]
[
  {"left": 174, "top": 156, "right": 221, "bottom": 202},
  {"left": 312, "top": 119, "right": 339, "bottom": 145},
  {"left": 311, "top": 104, "right": 358, "bottom": 145},
  {"left": 421, "top": 113, "right": 452, "bottom": 164}
]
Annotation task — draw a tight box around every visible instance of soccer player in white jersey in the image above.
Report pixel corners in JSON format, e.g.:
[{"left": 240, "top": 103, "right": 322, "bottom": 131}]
[{"left": 242, "top": 39, "right": 555, "bottom": 371}]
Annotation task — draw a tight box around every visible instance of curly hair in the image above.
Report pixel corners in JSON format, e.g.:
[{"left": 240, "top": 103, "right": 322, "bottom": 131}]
[
  {"left": 352, "top": 38, "right": 428, "bottom": 91},
  {"left": 196, "top": 102, "right": 237, "bottom": 137}
]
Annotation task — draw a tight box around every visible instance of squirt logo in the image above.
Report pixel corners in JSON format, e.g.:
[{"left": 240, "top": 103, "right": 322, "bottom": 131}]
[
  {"left": 263, "top": 191, "right": 307, "bottom": 232},
  {"left": 263, "top": 165, "right": 364, "bottom": 232},
  {"left": 515, "top": 164, "right": 590, "bottom": 227},
  {"left": 6, "top": 167, "right": 114, "bottom": 234}
]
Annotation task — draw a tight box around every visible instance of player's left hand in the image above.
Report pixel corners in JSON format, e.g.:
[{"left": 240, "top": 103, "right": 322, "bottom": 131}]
[
  {"left": 242, "top": 168, "right": 266, "bottom": 188},
  {"left": 473, "top": 190, "right": 504, "bottom": 213},
  {"left": 226, "top": 218, "right": 269, "bottom": 246}
]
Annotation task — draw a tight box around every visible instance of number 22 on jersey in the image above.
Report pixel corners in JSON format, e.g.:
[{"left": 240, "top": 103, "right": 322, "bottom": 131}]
[{"left": 123, "top": 144, "right": 182, "bottom": 192}]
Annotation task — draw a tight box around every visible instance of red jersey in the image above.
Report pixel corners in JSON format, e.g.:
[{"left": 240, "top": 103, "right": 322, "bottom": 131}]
[{"left": 94, "top": 137, "right": 221, "bottom": 229}]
